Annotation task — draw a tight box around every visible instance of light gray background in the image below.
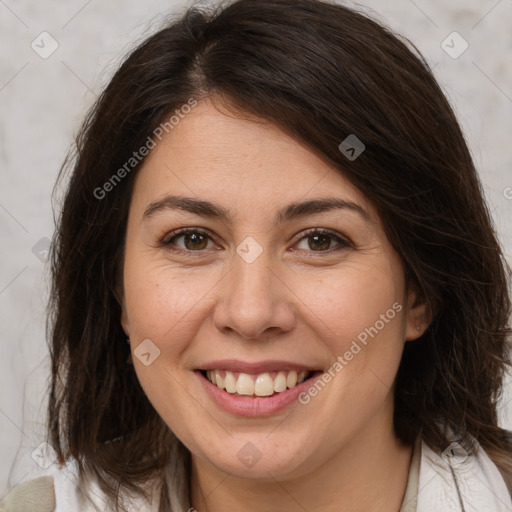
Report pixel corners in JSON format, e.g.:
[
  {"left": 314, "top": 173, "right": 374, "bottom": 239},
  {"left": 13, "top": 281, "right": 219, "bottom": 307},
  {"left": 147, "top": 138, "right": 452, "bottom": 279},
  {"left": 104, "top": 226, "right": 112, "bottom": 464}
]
[{"left": 1, "top": 0, "right": 511, "bottom": 494}]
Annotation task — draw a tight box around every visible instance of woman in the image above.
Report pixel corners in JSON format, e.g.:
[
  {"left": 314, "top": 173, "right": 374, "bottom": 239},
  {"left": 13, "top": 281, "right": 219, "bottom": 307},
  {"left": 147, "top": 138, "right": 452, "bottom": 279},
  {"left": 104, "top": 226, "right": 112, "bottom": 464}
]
[{"left": 2, "top": 0, "right": 511, "bottom": 510}]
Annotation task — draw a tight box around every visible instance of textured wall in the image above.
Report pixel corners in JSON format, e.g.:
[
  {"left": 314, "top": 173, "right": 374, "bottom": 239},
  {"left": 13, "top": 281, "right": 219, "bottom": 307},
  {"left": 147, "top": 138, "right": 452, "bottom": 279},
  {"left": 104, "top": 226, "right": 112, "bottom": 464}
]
[{"left": 1, "top": 0, "right": 511, "bottom": 492}]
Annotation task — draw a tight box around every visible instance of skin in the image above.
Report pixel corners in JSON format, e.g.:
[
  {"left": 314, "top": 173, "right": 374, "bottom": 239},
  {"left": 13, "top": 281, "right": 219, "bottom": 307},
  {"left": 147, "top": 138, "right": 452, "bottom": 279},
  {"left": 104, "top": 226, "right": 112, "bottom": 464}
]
[{"left": 119, "top": 98, "right": 428, "bottom": 512}]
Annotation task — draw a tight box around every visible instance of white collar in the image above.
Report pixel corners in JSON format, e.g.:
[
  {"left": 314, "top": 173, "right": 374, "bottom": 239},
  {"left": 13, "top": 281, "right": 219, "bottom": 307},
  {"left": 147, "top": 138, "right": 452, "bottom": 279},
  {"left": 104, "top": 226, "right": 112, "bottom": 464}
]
[
  {"left": 417, "top": 439, "right": 512, "bottom": 511},
  {"left": 48, "top": 438, "right": 512, "bottom": 512}
]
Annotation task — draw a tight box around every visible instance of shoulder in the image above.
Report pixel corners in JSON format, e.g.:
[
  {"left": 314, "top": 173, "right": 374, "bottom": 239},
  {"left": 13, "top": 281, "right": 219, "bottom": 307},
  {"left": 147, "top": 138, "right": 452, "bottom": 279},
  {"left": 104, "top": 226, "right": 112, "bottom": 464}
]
[
  {"left": 499, "top": 429, "right": 512, "bottom": 493},
  {"left": 0, "top": 460, "right": 99, "bottom": 512},
  {"left": 1, "top": 460, "right": 161, "bottom": 512},
  {"left": 418, "top": 434, "right": 512, "bottom": 511},
  {"left": 0, "top": 475, "right": 56, "bottom": 512}
]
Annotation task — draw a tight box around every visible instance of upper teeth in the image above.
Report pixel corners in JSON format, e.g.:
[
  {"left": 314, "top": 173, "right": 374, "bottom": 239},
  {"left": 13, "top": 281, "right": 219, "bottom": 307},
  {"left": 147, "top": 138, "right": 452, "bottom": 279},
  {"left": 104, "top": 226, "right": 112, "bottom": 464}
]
[{"left": 206, "top": 370, "right": 310, "bottom": 397}]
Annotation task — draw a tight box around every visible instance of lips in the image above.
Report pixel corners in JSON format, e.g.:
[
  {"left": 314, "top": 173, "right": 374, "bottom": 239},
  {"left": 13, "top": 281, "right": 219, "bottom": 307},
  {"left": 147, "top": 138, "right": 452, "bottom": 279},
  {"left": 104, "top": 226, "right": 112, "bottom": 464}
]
[
  {"left": 196, "top": 359, "right": 323, "bottom": 402},
  {"left": 196, "top": 366, "right": 324, "bottom": 416}
]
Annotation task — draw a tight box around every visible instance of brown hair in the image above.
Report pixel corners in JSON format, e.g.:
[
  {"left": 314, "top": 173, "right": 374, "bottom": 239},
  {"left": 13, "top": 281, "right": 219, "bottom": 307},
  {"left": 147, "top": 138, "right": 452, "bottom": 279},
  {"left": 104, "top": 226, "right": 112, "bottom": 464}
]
[{"left": 47, "top": 0, "right": 512, "bottom": 509}]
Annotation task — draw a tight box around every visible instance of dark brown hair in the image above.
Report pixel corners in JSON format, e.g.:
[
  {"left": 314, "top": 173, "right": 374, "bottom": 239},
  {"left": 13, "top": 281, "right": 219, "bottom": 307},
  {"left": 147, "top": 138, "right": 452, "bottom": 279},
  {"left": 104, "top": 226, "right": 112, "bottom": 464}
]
[{"left": 47, "top": 0, "right": 512, "bottom": 509}]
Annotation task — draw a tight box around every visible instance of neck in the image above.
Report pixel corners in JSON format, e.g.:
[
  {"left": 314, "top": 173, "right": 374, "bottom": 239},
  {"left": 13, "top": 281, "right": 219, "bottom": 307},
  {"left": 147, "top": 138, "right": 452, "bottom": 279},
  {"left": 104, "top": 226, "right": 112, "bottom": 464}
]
[{"left": 189, "top": 413, "right": 413, "bottom": 512}]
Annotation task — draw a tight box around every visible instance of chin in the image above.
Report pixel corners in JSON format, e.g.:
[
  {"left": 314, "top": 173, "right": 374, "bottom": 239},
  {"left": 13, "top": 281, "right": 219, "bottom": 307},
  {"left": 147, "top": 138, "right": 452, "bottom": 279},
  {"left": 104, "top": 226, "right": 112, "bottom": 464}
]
[{"left": 197, "top": 437, "right": 312, "bottom": 480}]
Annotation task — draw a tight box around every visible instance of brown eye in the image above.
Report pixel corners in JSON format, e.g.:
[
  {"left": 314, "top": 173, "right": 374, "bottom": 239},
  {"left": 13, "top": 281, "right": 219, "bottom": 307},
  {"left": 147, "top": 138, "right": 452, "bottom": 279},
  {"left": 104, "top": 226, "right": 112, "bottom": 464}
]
[
  {"left": 162, "top": 229, "right": 214, "bottom": 251},
  {"left": 294, "top": 229, "right": 351, "bottom": 253},
  {"left": 307, "top": 233, "right": 332, "bottom": 251}
]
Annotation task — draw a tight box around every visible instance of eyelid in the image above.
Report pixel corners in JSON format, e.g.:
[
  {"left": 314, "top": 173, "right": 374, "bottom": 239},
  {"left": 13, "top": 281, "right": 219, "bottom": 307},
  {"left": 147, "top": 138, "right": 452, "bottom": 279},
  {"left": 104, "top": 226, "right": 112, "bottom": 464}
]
[
  {"left": 160, "top": 227, "right": 219, "bottom": 254},
  {"left": 160, "top": 226, "right": 352, "bottom": 254},
  {"left": 291, "top": 227, "right": 353, "bottom": 252},
  {"left": 161, "top": 226, "right": 211, "bottom": 244}
]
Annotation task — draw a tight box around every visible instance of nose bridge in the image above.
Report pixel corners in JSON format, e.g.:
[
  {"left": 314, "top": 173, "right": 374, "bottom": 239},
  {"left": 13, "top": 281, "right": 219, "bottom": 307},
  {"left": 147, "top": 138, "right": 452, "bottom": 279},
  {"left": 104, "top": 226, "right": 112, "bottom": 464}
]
[
  {"left": 231, "top": 246, "right": 277, "bottom": 317},
  {"left": 213, "top": 241, "right": 295, "bottom": 339},
  {"left": 233, "top": 234, "right": 275, "bottom": 295}
]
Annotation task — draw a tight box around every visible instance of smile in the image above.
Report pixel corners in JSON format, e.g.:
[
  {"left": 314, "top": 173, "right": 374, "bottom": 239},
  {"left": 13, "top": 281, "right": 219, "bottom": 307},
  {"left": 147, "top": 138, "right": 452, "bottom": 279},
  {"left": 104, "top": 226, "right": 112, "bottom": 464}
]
[
  {"left": 196, "top": 364, "right": 324, "bottom": 416},
  {"left": 201, "top": 369, "right": 313, "bottom": 397}
]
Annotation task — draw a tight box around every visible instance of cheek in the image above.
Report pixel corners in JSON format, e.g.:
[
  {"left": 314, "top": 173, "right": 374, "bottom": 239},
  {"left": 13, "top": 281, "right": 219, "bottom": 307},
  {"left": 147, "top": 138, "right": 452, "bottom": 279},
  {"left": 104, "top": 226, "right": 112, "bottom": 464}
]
[
  {"left": 132, "top": 360, "right": 206, "bottom": 453},
  {"left": 293, "top": 262, "right": 404, "bottom": 350},
  {"left": 293, "top": 261, "right": 407, "bottom": 413},
  {"left": 123, "top": 258, "right": 219, "bottom": 342}
]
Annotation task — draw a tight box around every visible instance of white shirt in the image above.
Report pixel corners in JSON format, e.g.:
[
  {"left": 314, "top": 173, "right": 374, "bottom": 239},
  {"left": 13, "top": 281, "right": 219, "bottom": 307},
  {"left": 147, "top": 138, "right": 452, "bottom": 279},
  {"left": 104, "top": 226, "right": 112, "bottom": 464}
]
[{"left": 3, "top": 436, "right": 511, "bottom": 511}]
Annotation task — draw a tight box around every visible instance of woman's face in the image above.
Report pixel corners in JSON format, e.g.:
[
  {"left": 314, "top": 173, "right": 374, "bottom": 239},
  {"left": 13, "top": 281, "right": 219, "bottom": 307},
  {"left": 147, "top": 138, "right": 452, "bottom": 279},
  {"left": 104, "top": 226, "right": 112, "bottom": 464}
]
[{"left": 120, "top": 99, "right": 424, "bottom": 480}]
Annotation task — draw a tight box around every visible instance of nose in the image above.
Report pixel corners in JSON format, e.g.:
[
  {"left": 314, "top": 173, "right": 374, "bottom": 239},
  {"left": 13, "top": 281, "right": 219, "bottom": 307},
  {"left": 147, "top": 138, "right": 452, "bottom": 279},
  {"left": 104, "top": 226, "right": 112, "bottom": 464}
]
[{"left": 212, "top": 248, "right": 296, "bottom": 341}]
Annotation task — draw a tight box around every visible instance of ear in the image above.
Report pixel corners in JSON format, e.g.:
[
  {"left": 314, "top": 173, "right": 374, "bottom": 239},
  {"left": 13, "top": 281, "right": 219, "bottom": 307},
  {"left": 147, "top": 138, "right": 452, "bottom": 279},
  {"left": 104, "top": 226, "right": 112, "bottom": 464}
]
[
  {"left": 116, "top": 281, "right": 130, "bottom": 338},
  {"left": 404, "top": 282, "right": 431, "bottom": 342}
]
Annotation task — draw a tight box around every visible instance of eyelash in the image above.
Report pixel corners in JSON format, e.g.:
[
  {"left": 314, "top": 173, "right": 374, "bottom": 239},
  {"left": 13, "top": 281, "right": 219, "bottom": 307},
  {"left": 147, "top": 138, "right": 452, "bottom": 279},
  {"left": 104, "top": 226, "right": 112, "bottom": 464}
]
[{"left": 160, "top": 227, "right": 352, "bottom": 256}]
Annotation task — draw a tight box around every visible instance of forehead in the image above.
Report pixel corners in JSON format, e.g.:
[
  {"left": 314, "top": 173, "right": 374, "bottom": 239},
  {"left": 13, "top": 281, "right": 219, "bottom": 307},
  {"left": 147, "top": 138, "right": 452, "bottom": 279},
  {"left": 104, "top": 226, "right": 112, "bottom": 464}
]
[{"left": 131, "top": 100, "right": 377, "bottom": 223}]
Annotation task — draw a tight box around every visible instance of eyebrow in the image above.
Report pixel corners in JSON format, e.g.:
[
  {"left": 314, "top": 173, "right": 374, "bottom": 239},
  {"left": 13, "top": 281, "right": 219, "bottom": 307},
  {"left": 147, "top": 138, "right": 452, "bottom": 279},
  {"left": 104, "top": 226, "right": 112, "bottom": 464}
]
[{"left": 142, "top": 195, "right": 371, "bottom": 225}]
